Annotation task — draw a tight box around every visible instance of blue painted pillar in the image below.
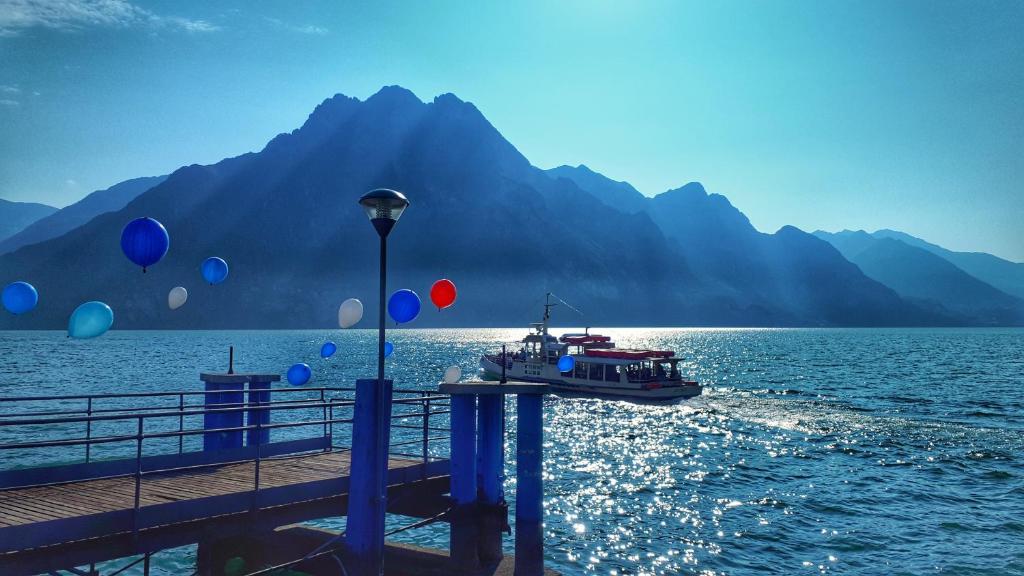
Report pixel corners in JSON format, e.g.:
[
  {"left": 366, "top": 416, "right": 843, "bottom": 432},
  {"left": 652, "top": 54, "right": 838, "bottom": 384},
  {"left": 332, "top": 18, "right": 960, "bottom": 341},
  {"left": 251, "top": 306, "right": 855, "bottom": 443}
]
[
  {"left": 450, "top": 393, "right": 479, "bottom": 571},
  {"left": 477, "top": 393, "right": 506, "bottom": 562},
  {"left": 345, "top": 378, "right": 393, "bottom": 576},
  {"left": 515, "top": 393, "right": 544, "bottom": 576},
  {"left": 200, "top": 374, "right": 247, "bottom": 451},
  {"left": 246, "top": 376, "right": 278, "bottom": 446}
]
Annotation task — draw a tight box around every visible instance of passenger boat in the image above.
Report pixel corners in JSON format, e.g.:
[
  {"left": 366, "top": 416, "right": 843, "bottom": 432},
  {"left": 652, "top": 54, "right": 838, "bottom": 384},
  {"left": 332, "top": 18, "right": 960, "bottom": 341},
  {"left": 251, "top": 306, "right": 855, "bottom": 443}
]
[{"left": 479, "top": 295, "right": 702, "bottom": 401}]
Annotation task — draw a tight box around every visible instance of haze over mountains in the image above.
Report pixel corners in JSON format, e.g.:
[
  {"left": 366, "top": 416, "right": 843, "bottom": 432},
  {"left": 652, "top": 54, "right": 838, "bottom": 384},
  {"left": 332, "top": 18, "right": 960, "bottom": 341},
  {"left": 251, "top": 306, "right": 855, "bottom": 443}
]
[
  {"left": 1, "top": 86, "right": 1020, "bottom": 329},
  {"left": 0, "top": 199, "right": 56, "bottom": 245}
]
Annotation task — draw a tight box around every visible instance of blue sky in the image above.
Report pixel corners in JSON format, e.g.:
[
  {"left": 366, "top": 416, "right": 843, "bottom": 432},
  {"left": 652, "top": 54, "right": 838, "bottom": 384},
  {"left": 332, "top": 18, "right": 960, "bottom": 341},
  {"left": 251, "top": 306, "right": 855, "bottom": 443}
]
[{"left": 1, "top": 0, "right": 1022, "bottom": 260}]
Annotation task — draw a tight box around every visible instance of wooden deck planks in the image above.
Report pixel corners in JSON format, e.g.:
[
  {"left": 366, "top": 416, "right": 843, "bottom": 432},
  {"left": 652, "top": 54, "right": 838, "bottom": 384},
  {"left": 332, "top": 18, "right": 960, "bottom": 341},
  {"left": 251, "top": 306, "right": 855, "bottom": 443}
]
[{"left": 0, "top": 451, "right": 422, "bottom": 530}]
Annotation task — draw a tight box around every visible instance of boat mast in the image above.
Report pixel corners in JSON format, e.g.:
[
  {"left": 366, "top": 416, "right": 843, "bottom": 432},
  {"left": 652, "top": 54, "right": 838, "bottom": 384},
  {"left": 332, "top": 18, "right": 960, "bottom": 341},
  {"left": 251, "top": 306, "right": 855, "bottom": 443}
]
[{"left": 542, "top": 292, "right": 556, "bottom": 337}]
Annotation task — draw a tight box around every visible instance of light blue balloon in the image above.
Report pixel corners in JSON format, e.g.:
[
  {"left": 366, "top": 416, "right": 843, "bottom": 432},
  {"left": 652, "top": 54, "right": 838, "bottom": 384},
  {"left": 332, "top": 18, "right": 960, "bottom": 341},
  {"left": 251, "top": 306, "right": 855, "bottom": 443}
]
[
  {"left": 201, "top": 257, "right": 229, "bottom": 285},
  {"left": 557, "top": 355, "right": 575, "bottom": 373},
  {"left": 287, "top": 363, "right": 311, "bottom": 386},
  {"left": 2, "top": 281, "right": 38, "bottom": 315},
  {"left": 68, "top": 301, "right": 114, "bottom": 339},
  {"left": 320, "top": 341, "right": 337, "bottom": 358},
  {"left": 384, "top": 341, "right": 394, "bottom": 358},
  {"left": 387, "top": 289, "right": 421, "bottom": 324}
]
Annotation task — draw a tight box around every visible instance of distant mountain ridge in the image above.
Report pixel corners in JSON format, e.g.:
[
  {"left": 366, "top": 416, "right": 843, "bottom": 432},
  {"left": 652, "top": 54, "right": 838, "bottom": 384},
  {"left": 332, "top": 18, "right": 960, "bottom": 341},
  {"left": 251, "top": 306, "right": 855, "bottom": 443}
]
[
  {"left": 814, "top": 230, "right": 1024, "bottom": 325},
  {"left": 0, "top": 199, "right": 56, "bottom": 244},
  {"left": 0, "top": 86, "right": 982, "bottom": 328},
  {"left": 0, "top": 176, "right": 167, "bottom": 254}
]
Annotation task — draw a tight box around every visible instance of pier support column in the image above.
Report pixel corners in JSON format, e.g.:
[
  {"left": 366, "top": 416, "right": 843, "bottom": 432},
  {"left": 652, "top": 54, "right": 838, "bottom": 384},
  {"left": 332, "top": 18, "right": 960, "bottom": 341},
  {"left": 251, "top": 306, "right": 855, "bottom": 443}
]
[
  {"left": 200, "top": 373, "right": 248, "bottom": 451},
  {"left": 449, "top": 393, "right": 479, "bottom": 572},
  {"left": 246, "top": 376, "right": 278, "bottom": 446},
  {"left": 477, "top": 393, "right": 506, "bottom": 563},
  {"left": 345, "top": 378, "right": 393, "bottom": 576},
  {"left": 515, "top": 392, "right": 544, "bottom": 576}
]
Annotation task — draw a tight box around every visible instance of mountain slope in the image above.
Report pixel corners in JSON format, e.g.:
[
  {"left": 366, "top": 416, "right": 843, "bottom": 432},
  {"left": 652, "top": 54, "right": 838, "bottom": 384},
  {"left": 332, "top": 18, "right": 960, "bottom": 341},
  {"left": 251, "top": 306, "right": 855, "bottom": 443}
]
[
  {"left": 0, "top": 176, "right": 167, "bottom": 254},
  {"left": 814, "top": 230, "right": 1023, "bottom": 325},
  {"left": 546, "top": 165, "right": 648, "bottom": 213},
  {"left": 871, "top": 229, "right": 1024, "bottom": 300},
  {"left": 0, "top": 199, "right": 57, "bottom": 244}
]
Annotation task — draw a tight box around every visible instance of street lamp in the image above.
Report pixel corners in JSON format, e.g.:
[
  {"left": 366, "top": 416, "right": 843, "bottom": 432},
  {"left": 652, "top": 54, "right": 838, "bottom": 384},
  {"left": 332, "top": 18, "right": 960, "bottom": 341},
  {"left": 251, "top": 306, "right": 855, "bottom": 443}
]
[
  {"left": 350, "top": 188, "right": 408, "bottom": 575},
  {"left": 359, "top": 188, "right": 409, "bottom": 384}
]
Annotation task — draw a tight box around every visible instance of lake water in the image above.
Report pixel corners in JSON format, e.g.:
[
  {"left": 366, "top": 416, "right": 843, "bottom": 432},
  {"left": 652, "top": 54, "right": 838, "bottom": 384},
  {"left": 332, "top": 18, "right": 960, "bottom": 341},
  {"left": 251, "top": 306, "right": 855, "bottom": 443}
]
[{"left": 1, "top": 328, "right": 1022, "bottom": 575}]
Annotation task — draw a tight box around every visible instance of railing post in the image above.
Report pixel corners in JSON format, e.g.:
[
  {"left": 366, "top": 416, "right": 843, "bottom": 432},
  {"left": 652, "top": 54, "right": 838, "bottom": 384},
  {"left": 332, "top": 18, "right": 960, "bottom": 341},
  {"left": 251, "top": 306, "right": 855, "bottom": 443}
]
[
  {"left": 321, "top": 389, "right": 328, "bottom": 443},
  {"left": 252, "top": 417, "right": 262, "bottom": 513},
  {"left": 422, "top": 394, "right": 431, "bottom": 466},
  {"left": 133, "top": 416, "right": 144, "bottom": 535},
  {"left": 85, "top": 397, "right": 93, "bottom": 463},
  {"left": 328, "top": 401, "right": 334, "bottom": 451},
  {"left": 178, "top": 393, "right": 184, "bottom": 455}
]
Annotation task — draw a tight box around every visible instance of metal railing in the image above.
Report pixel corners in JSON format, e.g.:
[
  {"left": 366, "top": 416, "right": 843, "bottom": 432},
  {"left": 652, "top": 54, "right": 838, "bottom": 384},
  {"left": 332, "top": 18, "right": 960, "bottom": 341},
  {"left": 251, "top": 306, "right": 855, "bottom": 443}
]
[{"left": 0, "top": 386, "right": 451, "bottom": 535}]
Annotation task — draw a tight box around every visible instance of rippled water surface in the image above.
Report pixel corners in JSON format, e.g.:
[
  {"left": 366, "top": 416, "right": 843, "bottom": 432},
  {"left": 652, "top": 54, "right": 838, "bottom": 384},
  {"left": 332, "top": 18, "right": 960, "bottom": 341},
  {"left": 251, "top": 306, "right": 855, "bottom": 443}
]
[{"left": 1, "top": 328, "right": 1022, "bottom": 575}]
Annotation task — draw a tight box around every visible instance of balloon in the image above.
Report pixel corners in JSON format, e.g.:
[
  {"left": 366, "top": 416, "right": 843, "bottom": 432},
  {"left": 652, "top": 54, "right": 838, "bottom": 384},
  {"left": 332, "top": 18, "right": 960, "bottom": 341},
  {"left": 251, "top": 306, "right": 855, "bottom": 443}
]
[
  {"left": 320, "top": 341, "right": 337, "bottom": 358},
  {"left": 68, "top": 301, "right": 114, "bottom": 339},
  {"left": 2, "top": 281, "right": 38, "bottom": 315},
  {"left": 168, "top": 286, "right": 188, "bottom": 310},
  {"left": 443, "top": 365, "right": 462, "bottom": 384},
  {"left": 384, "top": 341, "right": 394, "bottom": 358},
  {"left": 120, "top": 217, "right": 169, "bottom": 272},
  {"left": 557, "top": 355, "right": 575, "bottom": 373},
  {"left": 201, "top": 257, "right": 229, "bottom": 285},
  {"left": 387, "top": 289, "right": 421, "bottom": 324},
  {"left": 287, "top": 363, "right": 311, "bottom": 386},
  {"left": 430, "top": 279, "right": 457, "bottom": 310},
  {"left": 338, "top": 298, "right": 363, "bottom": 329}
]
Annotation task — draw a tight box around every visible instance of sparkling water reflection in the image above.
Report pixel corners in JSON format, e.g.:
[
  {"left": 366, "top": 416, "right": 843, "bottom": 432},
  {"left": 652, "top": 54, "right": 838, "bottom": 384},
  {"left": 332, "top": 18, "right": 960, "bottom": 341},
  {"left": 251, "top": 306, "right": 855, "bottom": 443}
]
[{"left": 0, "top": 328, "right": 1021, "bottom": 575}]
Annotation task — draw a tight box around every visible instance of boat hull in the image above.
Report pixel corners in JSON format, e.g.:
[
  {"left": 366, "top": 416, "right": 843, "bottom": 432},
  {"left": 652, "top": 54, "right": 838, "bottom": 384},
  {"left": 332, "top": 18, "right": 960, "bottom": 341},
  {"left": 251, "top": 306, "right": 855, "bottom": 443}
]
[{"left": 480, "top": 355, "right": 701, "bottom": 402}]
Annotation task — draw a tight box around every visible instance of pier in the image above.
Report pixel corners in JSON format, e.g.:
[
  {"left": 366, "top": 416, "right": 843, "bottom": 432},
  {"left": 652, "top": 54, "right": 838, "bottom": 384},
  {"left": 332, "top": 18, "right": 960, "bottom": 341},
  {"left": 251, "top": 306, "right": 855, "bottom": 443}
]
[{"left": 0, "top": 376, "right": 552, "bottom": 575}]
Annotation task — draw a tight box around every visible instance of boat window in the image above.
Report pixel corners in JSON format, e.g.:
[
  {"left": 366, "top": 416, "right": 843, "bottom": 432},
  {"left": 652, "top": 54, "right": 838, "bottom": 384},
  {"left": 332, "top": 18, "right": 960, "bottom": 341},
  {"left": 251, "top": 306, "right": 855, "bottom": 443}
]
[
  {"left": 605, "top": 365, "right": 620, "bottom": 382},
  {"left": 589, "top": 363, "right": 603, "bottom": 380},
  {"left": 574, "top": 362, "right": 586, "bottom": 379}
]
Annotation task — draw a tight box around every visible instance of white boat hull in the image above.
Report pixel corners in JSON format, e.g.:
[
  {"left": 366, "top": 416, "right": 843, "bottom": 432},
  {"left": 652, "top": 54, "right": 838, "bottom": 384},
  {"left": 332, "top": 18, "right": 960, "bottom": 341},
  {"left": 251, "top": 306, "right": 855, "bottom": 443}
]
[{"left": 480, "top": 355, "right": 702, "bottom": 402}]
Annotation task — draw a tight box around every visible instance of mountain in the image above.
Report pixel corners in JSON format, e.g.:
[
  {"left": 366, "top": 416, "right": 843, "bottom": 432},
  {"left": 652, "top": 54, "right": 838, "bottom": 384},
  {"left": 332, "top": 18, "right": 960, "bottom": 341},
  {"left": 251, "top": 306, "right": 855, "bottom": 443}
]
[
  {"left": 0, "top": 86, "right": 943, "bottom": 329},
  {"left": 813, "top": 230, "right": 1024, "bottom": 325},
  {"left": 546, "top": 165, "right": 648, "bottom": 213},
  {"left": 0, "top": 199, "right": 57, "bottom": 244},
  {"left": 871, "top": 229, "right": 1024, "bottom": 300},
  {"left": 0, "top": 176, "right": 167, "bottom": 254}
]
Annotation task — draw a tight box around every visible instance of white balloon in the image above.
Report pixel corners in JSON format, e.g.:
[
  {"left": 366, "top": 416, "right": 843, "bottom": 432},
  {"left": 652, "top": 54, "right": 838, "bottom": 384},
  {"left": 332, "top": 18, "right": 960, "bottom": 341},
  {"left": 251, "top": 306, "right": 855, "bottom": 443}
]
[
  {"left": 338, "top": 298, "right": 364, "bottom": 329},
  {"left": 168, "top": 286, "right": 188, "bottom": 310},
  {"left": 443, "top": 365, "right": 462, "bottom": 384}
]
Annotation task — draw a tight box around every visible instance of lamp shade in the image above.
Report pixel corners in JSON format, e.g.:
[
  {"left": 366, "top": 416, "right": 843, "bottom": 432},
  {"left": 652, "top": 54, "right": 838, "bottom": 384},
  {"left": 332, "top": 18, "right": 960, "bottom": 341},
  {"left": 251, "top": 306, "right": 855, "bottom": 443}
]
[{"left": 359, "top": 188, "right": 409, "bottom": 237}]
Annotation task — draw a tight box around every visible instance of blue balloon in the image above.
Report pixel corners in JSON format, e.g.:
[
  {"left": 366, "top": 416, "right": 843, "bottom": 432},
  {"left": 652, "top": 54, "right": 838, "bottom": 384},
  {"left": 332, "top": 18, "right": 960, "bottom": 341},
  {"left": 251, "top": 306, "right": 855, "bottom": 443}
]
[
  {"left": 287, "top": 363, "right": 311, "bottom": 386},
  {"left": 2, "top": 281, "right": 38, "bottom": 315},
  {"left": 120, "top": 217, "right": 169, "bottom": 272},
  {"left": 68, "top": 301, "right": 114, "bottom": 339},
  {"left": 384, "top": 341, "right": 394, "bottom": 358},
  {"left": 387, "top": 289, "right": 421, "bottom": 324},
  {"left": 557, "top": 355, "right": 575, "bottom": 373},
  {"left": 320, "top": 341, "right": 337, "bottom": 358},
  {"left": 201, "top": 257, "right": 229, "bottom": 285}
]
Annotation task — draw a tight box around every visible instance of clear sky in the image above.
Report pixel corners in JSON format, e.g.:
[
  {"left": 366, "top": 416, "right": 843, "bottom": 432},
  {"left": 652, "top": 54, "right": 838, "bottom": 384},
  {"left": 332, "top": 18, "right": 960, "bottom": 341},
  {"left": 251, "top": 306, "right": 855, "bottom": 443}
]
[{"left": 1, "top": 0, "right": 1022, "bottom": 260}]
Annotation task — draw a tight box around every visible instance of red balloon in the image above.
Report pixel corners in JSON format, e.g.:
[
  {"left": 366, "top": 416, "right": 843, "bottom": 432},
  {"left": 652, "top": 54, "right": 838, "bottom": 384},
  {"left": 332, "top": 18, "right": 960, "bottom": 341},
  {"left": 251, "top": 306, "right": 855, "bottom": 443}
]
[{"left": 430, "top": 279, "right": 457, "bottom": 310}]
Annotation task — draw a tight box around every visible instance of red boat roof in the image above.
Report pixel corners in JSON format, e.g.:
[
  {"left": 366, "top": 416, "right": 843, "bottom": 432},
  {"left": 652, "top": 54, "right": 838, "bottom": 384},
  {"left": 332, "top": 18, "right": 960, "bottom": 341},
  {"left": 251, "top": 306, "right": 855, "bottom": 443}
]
[
  {"left": 583, "top": 348, "right": 675, "bottom": 360},
  {"left": 562, "top": 334, "right": 612, "bottom": 345}
]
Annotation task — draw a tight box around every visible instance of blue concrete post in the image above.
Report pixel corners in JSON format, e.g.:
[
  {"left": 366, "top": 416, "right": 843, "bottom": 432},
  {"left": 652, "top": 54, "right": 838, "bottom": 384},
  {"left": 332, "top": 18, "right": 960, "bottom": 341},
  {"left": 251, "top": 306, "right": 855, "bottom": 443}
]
[
  {"left": 246, "top": 378, "right": 272, "bottom": 446},
  {"left": 201, "top": 374, "right": 247, "bottom": 451},
  {"left": 450, "top": 393, "right": 479, "bottom": 571},
  {"left": 477, "top": 393, "right": 506, "bottom": 563},
  {"left": 515, "top": 393, "right": 544, "bottom": 575},
  {"left": 345, "top": 378, "right": 393, "bottom": 575}
]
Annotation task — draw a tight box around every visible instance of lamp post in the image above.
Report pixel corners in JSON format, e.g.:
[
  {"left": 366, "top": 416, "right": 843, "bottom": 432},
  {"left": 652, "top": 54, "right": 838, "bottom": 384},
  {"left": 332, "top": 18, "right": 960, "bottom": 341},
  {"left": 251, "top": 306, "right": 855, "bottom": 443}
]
[{"left": 347, "top": 189, "right": 409, "bottom": 576}]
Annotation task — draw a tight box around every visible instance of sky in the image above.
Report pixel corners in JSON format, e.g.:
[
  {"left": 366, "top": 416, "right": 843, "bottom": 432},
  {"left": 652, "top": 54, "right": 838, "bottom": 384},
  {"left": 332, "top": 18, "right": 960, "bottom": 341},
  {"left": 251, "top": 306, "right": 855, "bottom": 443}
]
[{"left": 1, "top": 0, "right": 1022, "bottom": 261}]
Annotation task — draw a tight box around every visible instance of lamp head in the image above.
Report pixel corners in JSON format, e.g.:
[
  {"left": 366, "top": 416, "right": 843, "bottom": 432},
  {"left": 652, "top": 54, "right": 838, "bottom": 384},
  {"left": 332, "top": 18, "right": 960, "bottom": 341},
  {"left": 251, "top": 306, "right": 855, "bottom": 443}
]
[{"left": 359, "top": 188, "right": 409, "bottom": 237}]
